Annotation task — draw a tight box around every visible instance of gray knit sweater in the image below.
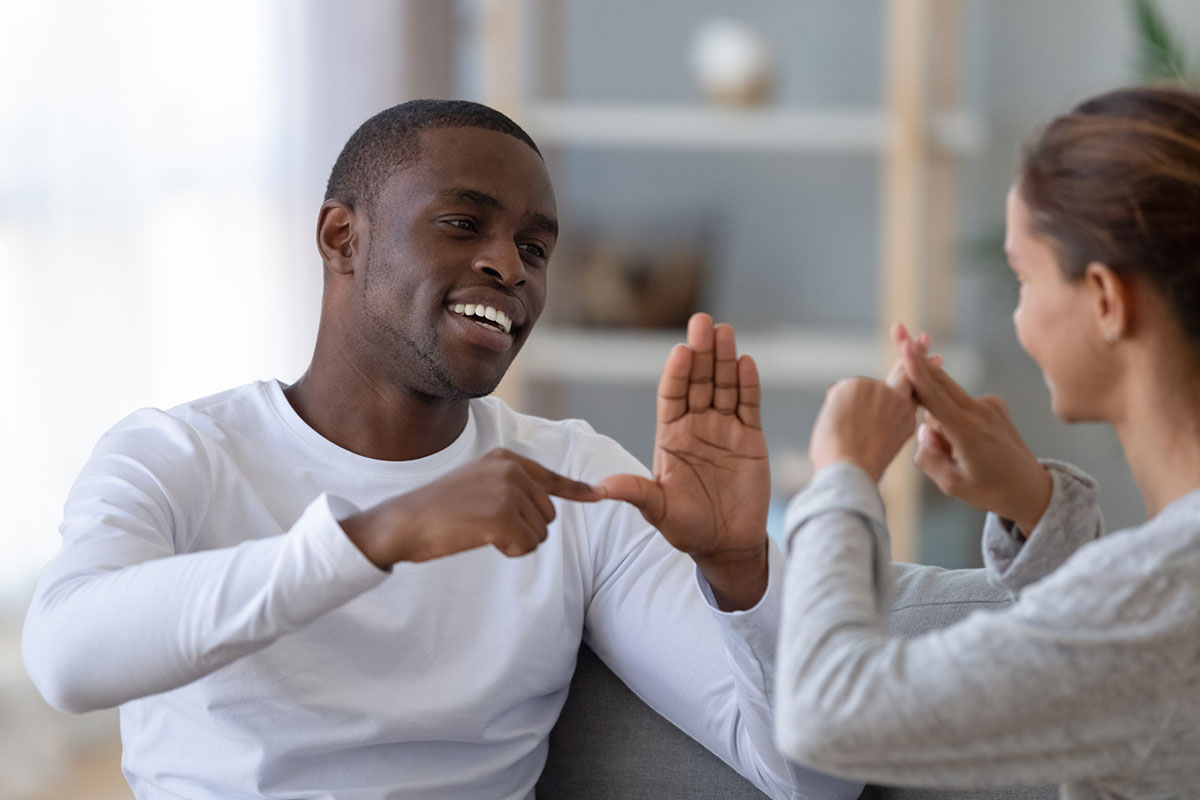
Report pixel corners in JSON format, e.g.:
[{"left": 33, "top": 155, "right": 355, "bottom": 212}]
[{"left": 775, "top": 461, "right": 1200, "bottom": 799}]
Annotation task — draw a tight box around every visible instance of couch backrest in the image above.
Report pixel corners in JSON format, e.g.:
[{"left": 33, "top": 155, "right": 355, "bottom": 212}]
[{"left": 537, "top": 563, "right": 1059, "bottom": 800}]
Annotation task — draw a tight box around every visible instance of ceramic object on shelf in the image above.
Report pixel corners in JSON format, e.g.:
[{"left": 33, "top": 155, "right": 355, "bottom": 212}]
[{"left": 689, "top": 18, "right": 774, "bottom": 106}]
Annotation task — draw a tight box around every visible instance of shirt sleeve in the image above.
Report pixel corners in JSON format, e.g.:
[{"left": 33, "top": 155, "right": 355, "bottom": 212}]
[
  {"left": 21, "top": 410, "right": 387, "bottom": 714},
  {"left": 774, "top": 462, "right": 1186, "bottom": 788},
  {"left": 578, "top": 440, "right": 862, "bottom": 800},
  {"left": 981, "top": 459, "right": 1103, "bottom": 596}
]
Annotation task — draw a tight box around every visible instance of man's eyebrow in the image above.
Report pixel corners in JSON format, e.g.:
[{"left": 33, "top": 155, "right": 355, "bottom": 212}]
[
  {"left": 526, "top": 212, "right": 558, "bottom": 238},
  {"left": 438, "top": 187, "right": 557, "bottom": 237},
  {"left": 439, "top": 187, "right": 503, "bottom": 210}
]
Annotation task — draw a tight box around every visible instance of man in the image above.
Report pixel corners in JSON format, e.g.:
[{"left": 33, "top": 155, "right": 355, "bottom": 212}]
[{"left": 23, "top": 101, "right": 858, "bottom": 799}]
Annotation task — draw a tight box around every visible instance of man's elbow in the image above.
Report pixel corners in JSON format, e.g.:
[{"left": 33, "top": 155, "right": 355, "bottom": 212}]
[{"left": 22, "top": 615, "right": 105, "bottom": 715}]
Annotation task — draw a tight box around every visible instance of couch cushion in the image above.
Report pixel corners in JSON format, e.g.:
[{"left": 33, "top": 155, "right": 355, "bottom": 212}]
[{"left": 537, "top": 643, "right": 767, "bottom": 798}]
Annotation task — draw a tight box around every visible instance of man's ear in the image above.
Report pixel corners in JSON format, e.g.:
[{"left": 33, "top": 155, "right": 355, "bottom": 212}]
[
  {"left": 316, "top": 201, "right": 360, "bottom": 275},
  {"left": 1083, "top": 261, "right": 1133, "bottom": 343}
]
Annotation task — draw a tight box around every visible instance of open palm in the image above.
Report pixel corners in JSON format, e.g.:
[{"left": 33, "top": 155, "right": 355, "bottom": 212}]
[{"left": 601, "top": 314, "right": 770, "bottom": 559}]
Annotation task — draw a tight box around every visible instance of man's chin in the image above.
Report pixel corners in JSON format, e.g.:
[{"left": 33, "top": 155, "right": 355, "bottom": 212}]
[{"left": 448, "top": 371, "right": 507, "bottom": 400}]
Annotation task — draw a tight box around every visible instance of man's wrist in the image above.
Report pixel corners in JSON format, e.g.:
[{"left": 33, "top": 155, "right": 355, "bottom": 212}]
[
  {"left": 693, "top": 541, "right": 769, "bottom": 612},
  {"left": 340, "top": 504, "right": 400, "bottom": 570}
]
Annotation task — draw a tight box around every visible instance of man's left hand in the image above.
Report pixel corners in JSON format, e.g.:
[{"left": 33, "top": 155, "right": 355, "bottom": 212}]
[{"left": 601, "top": 313, "right": 770, "bottom": 611}]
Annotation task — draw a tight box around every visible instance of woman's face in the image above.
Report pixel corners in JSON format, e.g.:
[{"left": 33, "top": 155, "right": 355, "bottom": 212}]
[{"left": 1005, "top": 183, "right": 1112, "bottom": 421}]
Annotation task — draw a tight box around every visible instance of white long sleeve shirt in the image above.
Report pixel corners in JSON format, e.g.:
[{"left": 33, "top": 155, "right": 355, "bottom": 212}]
[{"left": 23, "top": 380, "right": 856, "bottom": 800}]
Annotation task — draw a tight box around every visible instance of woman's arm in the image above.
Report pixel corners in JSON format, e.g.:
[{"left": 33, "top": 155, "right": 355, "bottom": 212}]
[{"left": 775, "top": 463, "right": 1185, "bottom": 788}]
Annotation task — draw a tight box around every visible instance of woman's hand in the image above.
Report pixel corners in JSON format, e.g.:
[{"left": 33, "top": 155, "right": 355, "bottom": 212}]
[
  {"left": 900, "top": 336, "right": 1052, "bottom": 534},
  {"left": 809, "top": 376, "right": 919, "bottom": 483}
]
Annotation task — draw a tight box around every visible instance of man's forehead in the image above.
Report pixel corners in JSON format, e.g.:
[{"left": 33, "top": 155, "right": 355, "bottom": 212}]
[
  {"left": 385, "top": 126, "right": 555, "bottom": 208},
  {"left": 416, "top": 126, "right": 542, "bottom": 170}
]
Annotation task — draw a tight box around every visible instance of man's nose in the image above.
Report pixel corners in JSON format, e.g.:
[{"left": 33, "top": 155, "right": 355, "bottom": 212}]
[{"left": 473, "top": 240, "right": 527, "bottom": 288}]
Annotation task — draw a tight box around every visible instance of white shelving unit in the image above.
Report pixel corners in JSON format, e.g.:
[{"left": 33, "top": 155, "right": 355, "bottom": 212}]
[
  {"left": 520, "top": 327, "right": 983, "bottom": 390},
  {"left": 476, "top": 0, "right": 979, "bottom": 561},
  {"left": 516, "top": 102, "right": 985, "bottom": 154}
]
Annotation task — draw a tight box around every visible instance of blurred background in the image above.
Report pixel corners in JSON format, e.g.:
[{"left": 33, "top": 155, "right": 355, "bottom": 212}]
[{"left": 1, "top": 0, "right": 1195, "bottom": 795}]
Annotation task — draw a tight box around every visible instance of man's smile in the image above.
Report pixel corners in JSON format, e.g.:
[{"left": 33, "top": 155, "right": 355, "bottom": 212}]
[
  {"left": 450, "top": 302, "right": 513, "bottom": 334},
  {"left": 444, "top": 299, "right": 523, "bottom": 353}
]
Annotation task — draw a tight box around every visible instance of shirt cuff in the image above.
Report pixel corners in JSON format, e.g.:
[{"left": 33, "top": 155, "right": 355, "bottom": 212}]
[
  {"left": 285, "top": 493, "right": 390, "bottom": 604},
  {"left": 695, "top": 539, "right": 784, "bottom": 655},
  {"left": 982, "top": 460, "right": 1100, "bottom": 594}
]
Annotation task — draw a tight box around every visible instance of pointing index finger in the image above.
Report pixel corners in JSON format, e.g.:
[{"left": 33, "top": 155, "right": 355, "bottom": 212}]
[{"left": 510, "top": 452, "right": 607, "bottom": 502}]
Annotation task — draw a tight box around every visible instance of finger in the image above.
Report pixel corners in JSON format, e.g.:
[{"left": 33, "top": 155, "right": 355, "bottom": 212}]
[
  {"left": 657, "top": 343, "right": 691, "bottom": 425},
  {"left": 524, "top": 478, "right": 558, "bottom": 524},
  {"left": 891, "top": 349, "right": 941, "bottom": 390},
  {"left": 885, "top": 356, "right": 907, "bottom": 390},
  {"left": 923, "top": 412, "right": 945, "bottom": 436},
  {"left": 686, "top": 312, "right": 716, "bottom": 411},
  {"left": 913, "top": 426, "right": 962, "bottom": 495},
  {"left": 901, "top": 340, "right": 971, "bottom": 428},
  {"left": 495, "top": 499, "right": 546, "bottom": 557},
  {"left": 598, "top": 473, "right": 666, "bottom": 526},
  {"left": 917, "top": 422, "right": 953, "bottom": 459},
  {"left": 889, "top": 370, "right": 916, "bottom": 405},
  {"left": 515, "top": 492, "right": 552, "bottom": 539},
  {"left": 507, "top": 452, "right": 607, "bottom": 502},
  {"left": 712, "top": 323, "right": 739, "bottom": 414},
  {"left": 736, "top": 354, "right": 763, "bottom": 430},
  {"left": 892, "top": 321, "right": 911, "bottom": 347}
]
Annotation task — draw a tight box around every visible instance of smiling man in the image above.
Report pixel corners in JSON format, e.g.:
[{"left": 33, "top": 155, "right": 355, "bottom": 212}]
[{"left": 22, "top": 100, "right": 856, "bottom": 800}]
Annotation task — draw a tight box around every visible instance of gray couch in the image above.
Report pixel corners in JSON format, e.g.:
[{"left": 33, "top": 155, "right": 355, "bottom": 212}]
[{"left": 537, "top": 564, "right": 1059, "bottom": 799}]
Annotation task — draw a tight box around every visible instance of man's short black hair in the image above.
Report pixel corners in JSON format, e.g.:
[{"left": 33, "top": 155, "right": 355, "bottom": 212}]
[{"left": 324, "top": 99, "right": 542, "bottom": 215}]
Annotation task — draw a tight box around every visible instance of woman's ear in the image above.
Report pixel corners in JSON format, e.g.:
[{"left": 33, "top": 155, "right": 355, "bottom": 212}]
[
  {"left": 1083, "top": 261, "right": 1133, "bottom": 344},
  {"left": 316, "top": 201, "right": 360, "bottom": 275}
]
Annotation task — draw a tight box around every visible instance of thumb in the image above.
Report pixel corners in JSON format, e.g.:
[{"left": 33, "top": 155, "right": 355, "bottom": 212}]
[{"left": 598, "top": 474, "right": 666, "bottom": 526}]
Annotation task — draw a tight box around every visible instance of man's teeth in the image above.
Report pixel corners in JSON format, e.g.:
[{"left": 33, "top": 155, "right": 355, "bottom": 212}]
[{"left": 451, "top": 303, "right": 512, "bottom": 334}]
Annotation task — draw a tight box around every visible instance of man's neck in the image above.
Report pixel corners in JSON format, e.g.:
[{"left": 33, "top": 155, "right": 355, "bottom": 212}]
[{"left": 284, "top": 360, "right": 471, "bottom": 462}]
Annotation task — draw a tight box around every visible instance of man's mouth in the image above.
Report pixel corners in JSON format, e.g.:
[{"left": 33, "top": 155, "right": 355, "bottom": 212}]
[{"left": 449, "top": 303, "right": 513, "bottom": 335}]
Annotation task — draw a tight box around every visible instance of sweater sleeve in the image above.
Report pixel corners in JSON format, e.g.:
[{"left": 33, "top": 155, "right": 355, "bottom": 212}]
[
  {"left": 981, "top": 459, "right": 1103, "bottom": 596},
  {"left": 579, "top": 439, "right": 861, "bottom": 800},
  {"left": 774, "top": 462, "right": 1186, "bottom": 788},
  {"left": 22, "top": 410, "right": 386, "bottom": 714}
]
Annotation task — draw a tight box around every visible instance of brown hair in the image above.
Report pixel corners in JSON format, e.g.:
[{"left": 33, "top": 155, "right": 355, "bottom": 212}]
[{"left": 1020, "top": 85, "right": 1200, "bottom": 345}]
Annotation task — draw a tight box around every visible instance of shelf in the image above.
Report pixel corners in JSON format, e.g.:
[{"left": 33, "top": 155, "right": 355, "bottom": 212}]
[
  {"left": 518, "top": 326, "right": 983, "bottom": 390},
  {"left": 521, "top": 102, "right": 986, "bottom": 154}
]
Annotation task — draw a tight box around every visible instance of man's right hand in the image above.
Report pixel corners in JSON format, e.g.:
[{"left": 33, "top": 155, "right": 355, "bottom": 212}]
[{"left": 339, "top": 449, "right": 607, "bottom": 568}]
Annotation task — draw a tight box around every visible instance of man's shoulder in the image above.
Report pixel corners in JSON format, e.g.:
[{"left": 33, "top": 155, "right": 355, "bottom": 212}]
[
  {"left": 164, "top": 380, "right": 271, "bottom": 423},
  {"left": 98, "top": 381, "right": 272, "bottom": 460},
  {"left": 470, "top": 396, "right": 647, "bottom": 482}
]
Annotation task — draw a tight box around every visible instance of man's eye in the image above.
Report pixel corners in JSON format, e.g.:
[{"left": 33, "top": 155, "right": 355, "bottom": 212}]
[
  {"left": 518, "top": 242, "right": 547, "bottom": 260},
  {"left": 445, "top": 219, "right": 476, "bottom": 232}
]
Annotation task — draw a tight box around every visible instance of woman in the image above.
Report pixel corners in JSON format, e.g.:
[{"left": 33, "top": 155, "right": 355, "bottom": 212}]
[{"left": 774, "top": 85, "right": 1200, "bottom": 798}]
